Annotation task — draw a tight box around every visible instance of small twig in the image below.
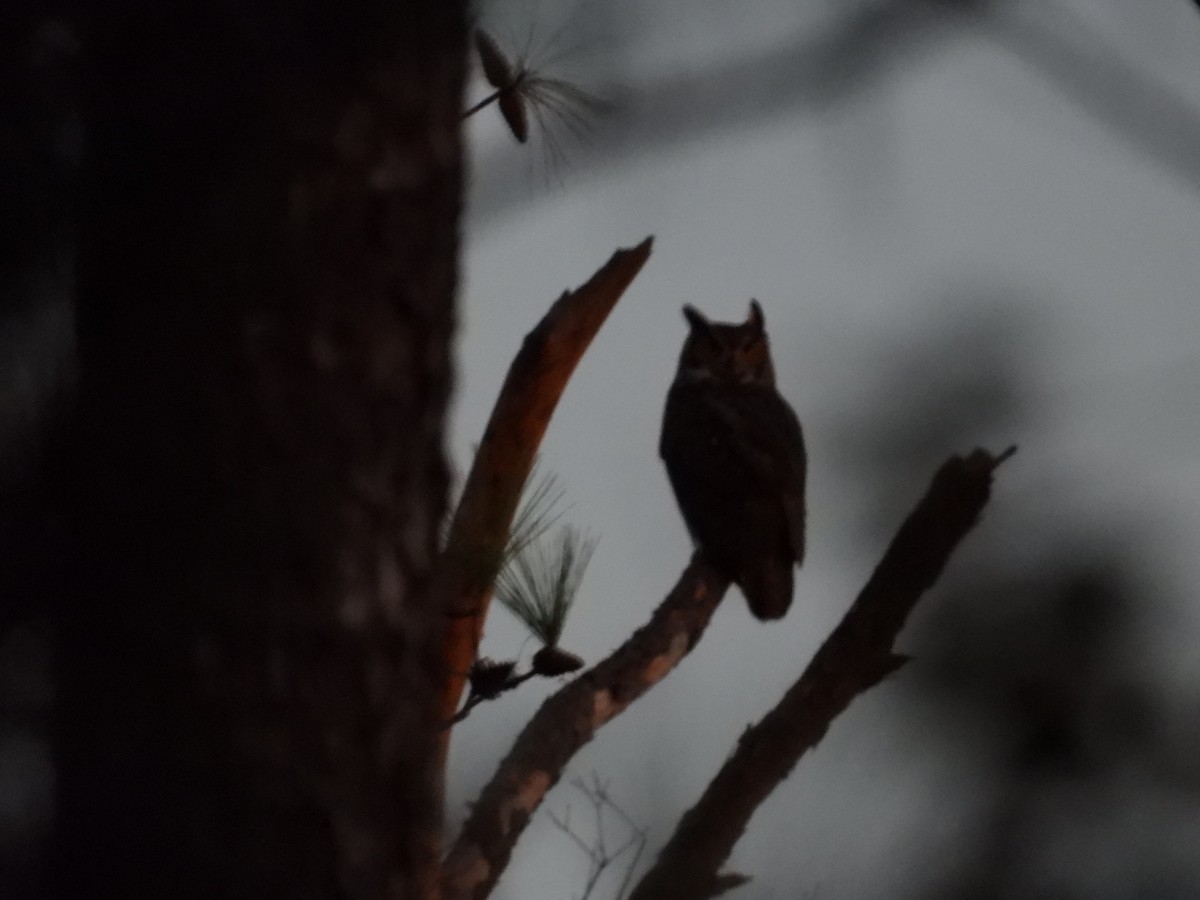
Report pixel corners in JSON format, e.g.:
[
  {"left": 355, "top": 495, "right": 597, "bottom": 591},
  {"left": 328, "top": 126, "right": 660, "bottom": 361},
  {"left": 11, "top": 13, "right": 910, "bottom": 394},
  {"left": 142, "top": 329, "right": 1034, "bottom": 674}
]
[
  {"left": 445, "top": 693, "right": 485, "bottom": 728},
  {"left": 463, "top": 87, "right": 504, "bottom": 119},
  {"left": 547, "top": 776, "right": 649, "bottom": 900},
  {"left": 628, "top": 447, "right": 1016, "bottom": 900},
  {"left": 548, "top": 807, "right": 594, "bottom": 859},
  {"left": 615, "top": 830, "right": 647, "bottom": 900},
  {"left": 591, "top": 778, "right": 607, "bottom": 861},
  {"left": 444, "top": 669, "right": 538, "bottom": 729}
]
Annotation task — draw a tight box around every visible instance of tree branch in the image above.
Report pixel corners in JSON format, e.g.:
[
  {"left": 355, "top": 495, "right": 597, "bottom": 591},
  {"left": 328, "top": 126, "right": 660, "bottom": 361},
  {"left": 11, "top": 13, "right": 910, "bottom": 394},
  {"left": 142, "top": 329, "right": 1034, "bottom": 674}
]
[
  {"left": 435, "top": 237, "right": 654, "bottom": 726},
  {"left": 628, "top": 446, "right": 1016, "bottom": 900},
  {"left": 440, "top": 557, "right": 730, "bottom": 900}
]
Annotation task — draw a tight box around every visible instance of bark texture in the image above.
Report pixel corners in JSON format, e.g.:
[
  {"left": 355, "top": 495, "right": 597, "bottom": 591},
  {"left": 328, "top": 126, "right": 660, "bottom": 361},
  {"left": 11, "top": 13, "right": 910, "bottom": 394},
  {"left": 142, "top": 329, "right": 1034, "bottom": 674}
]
[{"left": 56, "top": 3, "right": 466, "bottom": 897}]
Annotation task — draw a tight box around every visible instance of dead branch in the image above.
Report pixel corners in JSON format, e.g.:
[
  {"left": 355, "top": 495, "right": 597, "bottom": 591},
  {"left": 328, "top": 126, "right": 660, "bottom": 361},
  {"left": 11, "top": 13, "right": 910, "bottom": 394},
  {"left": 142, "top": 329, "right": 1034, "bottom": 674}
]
[
  {"left": 628, "top": 446, "right": 1015, "bottom": 900},
  {"left": 439, "top": 557, "right": 730, "bottom": 900},
  {"left": 436, "top": 237, "right": 654, "bottom": 727}
]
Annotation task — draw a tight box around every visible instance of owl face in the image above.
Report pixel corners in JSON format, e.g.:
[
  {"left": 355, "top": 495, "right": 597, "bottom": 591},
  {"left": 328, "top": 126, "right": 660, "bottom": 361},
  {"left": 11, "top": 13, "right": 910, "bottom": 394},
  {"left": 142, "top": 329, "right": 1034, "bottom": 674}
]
[{"left": 674, "top": 300, "right": 776, "bottom": 387}]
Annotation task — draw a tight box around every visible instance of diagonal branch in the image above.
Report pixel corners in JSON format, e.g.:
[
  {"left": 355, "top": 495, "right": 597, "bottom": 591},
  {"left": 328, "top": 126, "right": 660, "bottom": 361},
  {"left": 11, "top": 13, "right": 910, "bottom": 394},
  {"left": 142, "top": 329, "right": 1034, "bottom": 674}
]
[
  {"left": 628, "top": 446, "right": 1016, "bottom": 900},
  {"left": 440, "top": 557, "right": 731, "bottom": 900},
  {"left": 435, "top": 237, "right": 654, "bottom": 726}
]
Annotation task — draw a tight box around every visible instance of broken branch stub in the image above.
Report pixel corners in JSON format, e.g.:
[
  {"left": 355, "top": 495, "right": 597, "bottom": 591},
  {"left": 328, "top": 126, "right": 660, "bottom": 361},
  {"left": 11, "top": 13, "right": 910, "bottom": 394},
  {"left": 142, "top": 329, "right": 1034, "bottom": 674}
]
[{"left": 435, "top": 238, "right": 654, "bottom": 725}]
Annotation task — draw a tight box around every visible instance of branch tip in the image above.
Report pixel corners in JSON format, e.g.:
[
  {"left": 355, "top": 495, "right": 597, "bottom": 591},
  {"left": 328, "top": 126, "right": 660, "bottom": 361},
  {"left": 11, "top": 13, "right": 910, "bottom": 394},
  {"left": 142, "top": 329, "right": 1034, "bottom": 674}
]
[
  {"left": 994, "top": 444, "right": 1018, "bottom": 466},
  {"left": 866, "top": 652, "right": 910, "bottom": 688},
  {"left": 962, "top": 444, "right": 1018, "bottom": 475},
  {"left": 710, "top": 872, "right": 752, "bottom": 896}
]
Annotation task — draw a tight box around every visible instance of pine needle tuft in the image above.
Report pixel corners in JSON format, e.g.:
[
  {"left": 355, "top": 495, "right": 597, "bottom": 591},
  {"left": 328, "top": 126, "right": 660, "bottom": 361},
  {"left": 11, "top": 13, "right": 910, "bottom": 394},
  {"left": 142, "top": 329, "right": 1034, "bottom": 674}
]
[
  {"left": 503, "top": 463, "right": 567, "bottom": 567},
  {"left": 465, "top": 25, "right": 611, "bottom": 168},
  {"left": 496, "top": 526, "right": 597, "bottom": 647}
]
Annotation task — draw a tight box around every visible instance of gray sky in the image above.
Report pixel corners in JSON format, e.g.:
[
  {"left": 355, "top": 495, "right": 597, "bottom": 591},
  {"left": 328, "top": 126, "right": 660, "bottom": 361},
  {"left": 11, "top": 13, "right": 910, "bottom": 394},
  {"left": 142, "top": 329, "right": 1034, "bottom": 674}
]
[{"left": 450, "top": 1, "right": 1200, "bottom": 897}]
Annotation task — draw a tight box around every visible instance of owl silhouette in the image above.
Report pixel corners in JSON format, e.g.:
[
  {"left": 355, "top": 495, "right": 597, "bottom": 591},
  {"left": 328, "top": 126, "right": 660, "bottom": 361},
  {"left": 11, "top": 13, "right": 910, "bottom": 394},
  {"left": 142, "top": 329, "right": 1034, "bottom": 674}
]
[{"left": 659, "top": 301, "right": 806, "bottom": 620}]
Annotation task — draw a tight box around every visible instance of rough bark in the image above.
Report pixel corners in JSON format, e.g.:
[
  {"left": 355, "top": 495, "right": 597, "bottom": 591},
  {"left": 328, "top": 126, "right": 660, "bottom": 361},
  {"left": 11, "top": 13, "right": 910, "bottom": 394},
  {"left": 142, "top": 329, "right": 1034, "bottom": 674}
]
[
  {"left": 629, "top": 447, "right": 1015, "bottom": 900},
  {"left": 441, "top": 558, "right": 729, "bottom": 900},
  {"left": 55, "top": 4, "right": 466, "bottom": 897}
]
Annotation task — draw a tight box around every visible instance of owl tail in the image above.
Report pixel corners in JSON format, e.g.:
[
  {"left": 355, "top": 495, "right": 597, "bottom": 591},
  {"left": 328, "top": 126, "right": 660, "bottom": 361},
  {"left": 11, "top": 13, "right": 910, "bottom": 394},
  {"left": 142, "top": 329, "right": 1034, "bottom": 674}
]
[{"left": 738, "top": 561, "right": 793, "bottom": 621}]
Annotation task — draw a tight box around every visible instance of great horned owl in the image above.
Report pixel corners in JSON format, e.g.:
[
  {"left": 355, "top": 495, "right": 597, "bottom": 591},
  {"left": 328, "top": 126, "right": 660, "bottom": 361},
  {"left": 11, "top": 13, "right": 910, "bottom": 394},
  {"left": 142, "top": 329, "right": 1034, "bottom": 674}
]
[{"left": 659, "top": 301, "right": 806, "bottom": 620}]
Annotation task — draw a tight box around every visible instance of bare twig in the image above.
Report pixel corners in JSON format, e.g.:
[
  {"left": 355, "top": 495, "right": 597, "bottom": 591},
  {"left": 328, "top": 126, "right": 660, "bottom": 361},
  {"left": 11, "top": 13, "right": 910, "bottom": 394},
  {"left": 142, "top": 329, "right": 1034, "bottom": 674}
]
[
  {"left": 445, "top": 667, "right": 539, "bottom": 729},
  {"left": 615, "top": 828, "right": 648, "bottom": 900},
  {"left": 628, "top": 447, "right": 1016, "bottom": 900},
  {"left": 440, "top": 557, "right": 729, "bottom": 900},
  {"left": 547, "top": 776, "right": 649, "bottom": 900},
  {"left": 435, "top": 238, "right": 653, "bottom": 729}
]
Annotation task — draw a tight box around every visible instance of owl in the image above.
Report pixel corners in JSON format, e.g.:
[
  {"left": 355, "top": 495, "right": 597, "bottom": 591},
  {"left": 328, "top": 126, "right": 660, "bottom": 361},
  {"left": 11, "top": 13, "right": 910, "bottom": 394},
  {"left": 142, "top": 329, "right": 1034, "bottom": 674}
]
[{"left": 659, "top": 301, "right": 806, "bottom": 620}]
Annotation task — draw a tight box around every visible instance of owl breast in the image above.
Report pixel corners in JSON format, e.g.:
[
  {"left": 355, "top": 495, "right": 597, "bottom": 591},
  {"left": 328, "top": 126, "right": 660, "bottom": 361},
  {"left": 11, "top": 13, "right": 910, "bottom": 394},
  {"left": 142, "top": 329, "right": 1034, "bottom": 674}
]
[{"left": 659, "top": 379, "right": 805, "bottom": 620}]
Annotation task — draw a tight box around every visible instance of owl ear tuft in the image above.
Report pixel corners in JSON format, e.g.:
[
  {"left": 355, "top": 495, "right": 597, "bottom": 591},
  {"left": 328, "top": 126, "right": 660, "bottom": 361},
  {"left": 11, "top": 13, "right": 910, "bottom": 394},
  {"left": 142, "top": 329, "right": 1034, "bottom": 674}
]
[
  {"left": 682, "top": 305, "right": 713, "bottom": 334},
  {"left": 747, "top": 300, "right": 765, "bottom": 334}
]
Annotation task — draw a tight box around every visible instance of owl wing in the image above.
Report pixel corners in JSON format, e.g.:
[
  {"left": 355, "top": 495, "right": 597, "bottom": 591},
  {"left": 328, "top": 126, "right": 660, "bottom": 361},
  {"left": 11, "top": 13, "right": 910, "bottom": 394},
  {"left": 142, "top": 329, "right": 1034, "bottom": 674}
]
[
  {"left": 707, "top": 385, "right": 806, "bottom": 564},
  {"left": 662, "top": 383, "right": 807, "bottom": 566}
]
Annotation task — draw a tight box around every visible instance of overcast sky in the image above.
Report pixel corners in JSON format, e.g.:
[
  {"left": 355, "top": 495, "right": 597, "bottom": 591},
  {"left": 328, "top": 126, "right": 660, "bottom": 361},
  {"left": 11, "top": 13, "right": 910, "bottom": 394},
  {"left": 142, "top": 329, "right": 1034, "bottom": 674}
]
[{"left": 448, "top": 1, "right": 1200, "bottom": 897}]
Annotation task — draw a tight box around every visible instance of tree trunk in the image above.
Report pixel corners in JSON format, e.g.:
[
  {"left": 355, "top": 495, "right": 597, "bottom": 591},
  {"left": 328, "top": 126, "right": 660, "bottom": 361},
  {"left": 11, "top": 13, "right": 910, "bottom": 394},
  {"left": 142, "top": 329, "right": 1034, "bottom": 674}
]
[{"left": 54, "top": 4, "right": 466, "bottom": 897}]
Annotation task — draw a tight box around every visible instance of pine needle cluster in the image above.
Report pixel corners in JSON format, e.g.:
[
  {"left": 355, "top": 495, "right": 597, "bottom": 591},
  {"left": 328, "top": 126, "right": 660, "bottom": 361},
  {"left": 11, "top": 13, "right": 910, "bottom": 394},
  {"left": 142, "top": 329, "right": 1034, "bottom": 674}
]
[
  {"left": 464, "top": 20, "right": 611, "bottom": 179},
  {"left": 496, "top": 524, "right": 597, "bottom": 648}
]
